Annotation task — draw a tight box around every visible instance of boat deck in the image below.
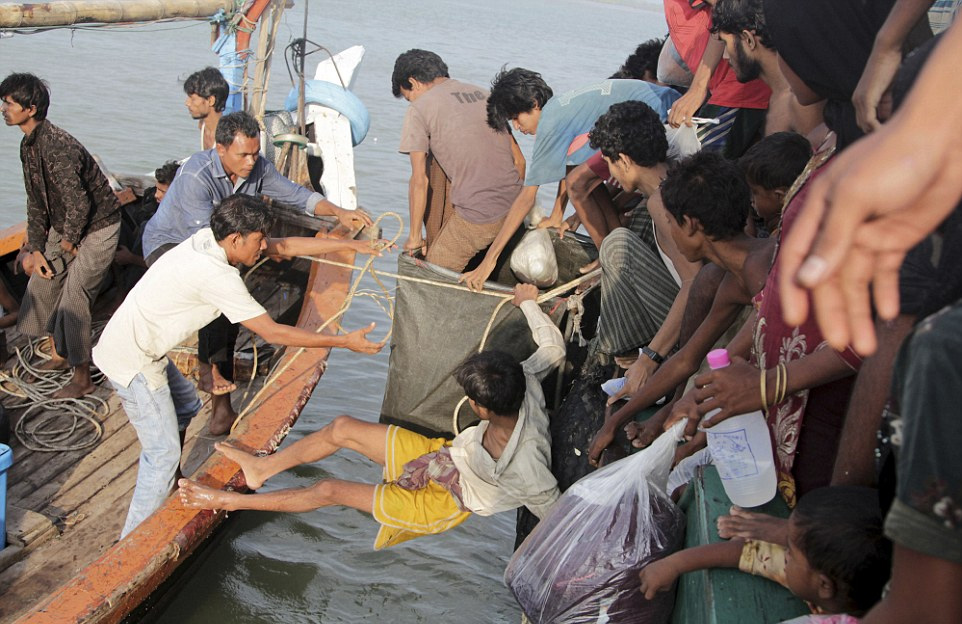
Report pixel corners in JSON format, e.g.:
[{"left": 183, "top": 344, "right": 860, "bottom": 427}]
[{"left": 0, "top": 261, "right": 298, "bottom": 624}]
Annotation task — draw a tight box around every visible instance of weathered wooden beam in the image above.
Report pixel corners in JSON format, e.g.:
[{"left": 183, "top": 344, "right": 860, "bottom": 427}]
[{"left": 0, "top": 1, "right": 232, "bottom": 29}]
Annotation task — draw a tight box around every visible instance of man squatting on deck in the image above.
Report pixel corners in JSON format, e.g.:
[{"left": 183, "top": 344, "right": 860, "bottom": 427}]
[
  {"left": 140, "top": 110, "right": 374, "bottom": 436},
  {"left": 1, "top": 72, "right": 121, "bottom": 399},
  {"left": 94, "top": 195, "right": 388, "bottom": 538},
  {"left": 392, "top": 49, "right": 524, "bottom": 272},
  {"left": 179, "top": 283, "right": 563, "bottom": 550}
]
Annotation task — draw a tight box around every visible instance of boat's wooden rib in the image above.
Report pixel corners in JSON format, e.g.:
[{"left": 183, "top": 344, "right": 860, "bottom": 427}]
[{"left": 0, "top": 222, "right": 358, "bottom": 624}]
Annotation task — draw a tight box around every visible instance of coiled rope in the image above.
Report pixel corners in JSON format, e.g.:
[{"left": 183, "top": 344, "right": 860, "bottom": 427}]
[{"left": 1, "top": 337, "right": 109, "bottom": 452}]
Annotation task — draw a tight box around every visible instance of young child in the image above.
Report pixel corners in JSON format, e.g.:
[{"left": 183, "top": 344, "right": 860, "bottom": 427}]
[
  {"left": 638, "top": 486, "right": 892, "bottom": 620},
  {"left": 179, "top": 283, "right": 564, "bottom": 549},
  {"left": 737, "top": 131, "right": 812, "bottom": 233}
]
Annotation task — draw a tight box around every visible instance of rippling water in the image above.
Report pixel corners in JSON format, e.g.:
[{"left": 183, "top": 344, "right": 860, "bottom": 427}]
[{"left": 0, "top": 1, "right": 665, "bottom": 621}]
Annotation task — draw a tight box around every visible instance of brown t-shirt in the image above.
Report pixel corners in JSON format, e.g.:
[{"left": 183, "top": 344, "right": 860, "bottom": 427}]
[{"left": 399, "top": 78, "right": 521, "bottom": 224}]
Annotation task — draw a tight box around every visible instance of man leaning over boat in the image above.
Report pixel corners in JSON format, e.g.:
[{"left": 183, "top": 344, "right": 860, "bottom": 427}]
[
  {"left": 1, "top": 72, "right": 122, "bottom": 399},
  {"left": 178, "top": 283, "right": 564, "bottom": 550},
  {"left": 93, "top": 194, "right": 388, "bottom": 538},
  {"left": 140, "top": 110, "right": 373, "bottom": 436}
]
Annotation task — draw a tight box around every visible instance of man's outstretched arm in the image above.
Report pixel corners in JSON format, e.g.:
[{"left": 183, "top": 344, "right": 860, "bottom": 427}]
[
  {"left": 242, "top": 314, "right": 384, "bottom": 354},
  {"left": 512, "top": 283, "right": 565, "bottom": 381},
  {"left": 265, "top": 236, "right": 392, "bottom": 260}
]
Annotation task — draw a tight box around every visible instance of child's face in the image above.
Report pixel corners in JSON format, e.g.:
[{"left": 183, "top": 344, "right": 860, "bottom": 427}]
[
  {"left": 512, "top": 106, "right": 541, "bottom": 135},
  {"left": 784, "top": 514, "right": 826, "bottom": 605},
  {"left": 749, "top": 184, "right": 785, "bottom": 224}
]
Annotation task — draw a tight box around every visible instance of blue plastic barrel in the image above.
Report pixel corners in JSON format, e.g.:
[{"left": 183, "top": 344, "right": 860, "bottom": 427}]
[{"left": 0, "top": 444, "right": 11, "bottom": 548}]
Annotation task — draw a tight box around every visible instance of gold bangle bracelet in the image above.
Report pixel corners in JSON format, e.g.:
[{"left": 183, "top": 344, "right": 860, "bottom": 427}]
[{"left": 760, "top": 368, "right": 769, "bottom": 413}]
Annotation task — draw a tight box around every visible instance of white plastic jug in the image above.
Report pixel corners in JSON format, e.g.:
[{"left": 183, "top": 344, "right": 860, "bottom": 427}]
[{"left": 701, "top": 349, "right": 777, "bottom": 508}]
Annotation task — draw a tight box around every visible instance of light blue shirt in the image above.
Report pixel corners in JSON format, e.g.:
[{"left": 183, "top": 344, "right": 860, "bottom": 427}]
[
  {"left": 524, "top": 79, "right": 680, "bottom": 187},
  {"left": 142, "top": 148, "right": 324, "bottom": 256}
]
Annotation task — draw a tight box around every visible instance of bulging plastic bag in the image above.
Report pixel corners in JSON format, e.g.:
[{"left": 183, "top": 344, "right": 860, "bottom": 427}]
[
  {"left": 505, "top": 422, "right": 687, "bottom": 624},
  {"left": 510, "top": 228, "right": 559, "bottom": 287},
  {"left": 665, "top": 123, "right": 702, "bottom": 161}
]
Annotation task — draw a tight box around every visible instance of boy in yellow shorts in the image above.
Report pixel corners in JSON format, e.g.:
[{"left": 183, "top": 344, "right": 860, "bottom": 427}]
[{"left": 179, "top": 283, "right": 564, "bottom": 549}]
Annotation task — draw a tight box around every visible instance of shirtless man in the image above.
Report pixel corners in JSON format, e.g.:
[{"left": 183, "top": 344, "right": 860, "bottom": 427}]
[{"left": 184, "top": 67, "right": 229, "bottom": 151}]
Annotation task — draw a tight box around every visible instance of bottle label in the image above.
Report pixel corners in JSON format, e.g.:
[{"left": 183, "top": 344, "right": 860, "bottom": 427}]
[{"left": 708, "top": 428, "right": 760, "bottom": 480}]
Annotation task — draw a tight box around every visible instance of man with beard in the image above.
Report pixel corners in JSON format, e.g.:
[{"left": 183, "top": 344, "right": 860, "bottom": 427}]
[
  {"left": 711, "top": 0, "right": 825, "bottom": 138},
  {"left": 184, "top": 67, "right": 229, "bottom": 150}
]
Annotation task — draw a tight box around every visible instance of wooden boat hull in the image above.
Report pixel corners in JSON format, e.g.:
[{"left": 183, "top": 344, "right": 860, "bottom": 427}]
[{"left": 6, "top": 223, "right": 358, "bottom": 624}]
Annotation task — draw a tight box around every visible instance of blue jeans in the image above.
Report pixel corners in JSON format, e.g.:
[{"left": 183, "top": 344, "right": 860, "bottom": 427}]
[{"left": 112, "top": 358, "right": 202, "bottom": 537}]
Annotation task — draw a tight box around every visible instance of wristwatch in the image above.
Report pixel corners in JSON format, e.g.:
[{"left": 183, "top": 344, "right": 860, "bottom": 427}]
[{"left": 640, "top": 345, "right": 665, "bottom": 365}]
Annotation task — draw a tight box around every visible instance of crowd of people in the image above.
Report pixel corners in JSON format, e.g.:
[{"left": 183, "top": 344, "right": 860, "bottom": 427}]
[{"left": 2, "top": 0, "right": 961, "bottom": 621}]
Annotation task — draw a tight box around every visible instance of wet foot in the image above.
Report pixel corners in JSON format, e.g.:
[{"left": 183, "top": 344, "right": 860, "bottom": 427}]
[
  {"left": 178, "top": 478, "right": 241, "bottom": 511},
  {"left": 52, "top": 379, "right": 96, "bottom": 399},
  {"left": 579, "top": 259, "right": 600, "bottom": 274},
  {"left": 717, "top": 506, "right": 789, "bottom": 543},
  {"left": 215, "top": 441, "right": 267, "bottom": 490},
  {"left": 208, "top": 395, "right": 238, "bottom": 436},
  {"left": 197, "top": 362, "right": 237, "bottom": 396}
]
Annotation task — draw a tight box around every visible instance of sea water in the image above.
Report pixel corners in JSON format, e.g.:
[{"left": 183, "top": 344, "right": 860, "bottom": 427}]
[{"left": 0, "top": 1, "right": 667, "bottom": 621}]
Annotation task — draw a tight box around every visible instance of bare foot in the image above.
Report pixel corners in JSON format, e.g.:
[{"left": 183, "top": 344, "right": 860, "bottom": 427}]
[
  {"left": 178, "top": 478, "right": 241, "bottom": 511},
  {"left": 579, "top": 259, "right": 600, "bottom": 274},
  {"left": 197, "top": 362, "right": 236, "bottom": 395},
  {"left": 626, "top": 412, "right": 669, "bottom": 450},
  {"left": 208, "top": 394, "right": 238, "bottom": 436},
  {"left": 215, "top": 441, "right": 267, "bottom": 490},
  {"left": 717, "top": 506, "right": 789, "bottom": 543},
  {"left": 614, "top": 352, "right": 639, "bottom": 369},
  {"left": 53, "top": 379, "right": 96, "bottom": 399}
]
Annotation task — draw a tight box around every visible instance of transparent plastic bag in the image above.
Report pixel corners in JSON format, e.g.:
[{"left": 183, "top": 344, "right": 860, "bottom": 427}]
[
  {"left": 664, "top": 123, "right": 702, "bottom": 161},
  {"left": 505, "top": 423, "right": 687, "bottom": 623},
  {"left": 510, "top": 228, "right": 559, "bottom": 287}
]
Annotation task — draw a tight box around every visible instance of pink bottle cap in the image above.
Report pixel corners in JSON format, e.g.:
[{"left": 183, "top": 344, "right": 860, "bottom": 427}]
[{"left": 706, "top": 349, "right": 730, "bottom": 370}]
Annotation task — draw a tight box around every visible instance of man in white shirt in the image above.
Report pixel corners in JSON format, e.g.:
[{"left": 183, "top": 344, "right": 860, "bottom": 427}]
[
  {"left": 178, "top": 284, "right": 565, "bottom": 549},
  {"left": 94, "top": 194, "right": 387, "bottom": 537}
]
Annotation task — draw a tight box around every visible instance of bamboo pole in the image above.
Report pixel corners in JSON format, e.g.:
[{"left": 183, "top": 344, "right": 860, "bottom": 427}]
[{"left": 0, "top": 0, "right": 233, "bottom": 29}]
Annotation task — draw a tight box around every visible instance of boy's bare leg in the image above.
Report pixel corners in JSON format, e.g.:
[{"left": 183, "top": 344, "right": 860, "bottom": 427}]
[
  {"left": 216, "top": 415, "right": 390, "bottom": 489},
  {"left": 178, "top": 477, "right": 376, "bottom": 514}
]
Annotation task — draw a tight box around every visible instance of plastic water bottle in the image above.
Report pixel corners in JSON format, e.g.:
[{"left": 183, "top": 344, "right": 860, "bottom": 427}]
[{"left": 701, "top": 349, "right": 777, "bottom": 508}]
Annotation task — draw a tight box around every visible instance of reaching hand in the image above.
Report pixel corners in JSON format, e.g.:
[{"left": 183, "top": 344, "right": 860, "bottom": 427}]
[
  {"left": 608, "top": 355, "right": 657, "bottom": 405},
  {"left": 559, "top": 213, "right": 582, "bottom": 239},
  {"left": 341, "top": 322, "right": 385, "bottom": 354},
  {"left": 354, "top": 239, "right": 395, "bottom": 257},
  {"left": 59, "top": 239, "right": 78, "bottom": 256},
  {"left": 852, "top": 43, "right": 901, "bottom": 133},
  {"left": 778, "top": 111, "right": 962, "bottom": 355},
  {"left": 690, "top": 357, "right": 762, "bottom": 426},
  {"left": 663, "top": 388, "right": 701, "bottom": 440},
  {"left": 587, "top": 416, "right": 617, "bottom": 467},
  {"left": 536, "top": 211, "right": 565, "bottom": 231},
  {"left": 625, "top": 405, "right": 670, "bottom": 450},
  {"left": 335, "top": 207, "right": 374, "bottom": 230},
  {"left": 403, "top": 234, "right": 426, "bottom": 257},
  {"left": 511, "top": 283, "right": 539, "bottom": 307},
  {"left": 667, "top": 86, "right": 707, "bottom": 128},
  {"left": 459, "top": 261, "right": 495, "bottom": 292},
  {"left": 638, "top": 557, "right": 681, "bottom": 600}
]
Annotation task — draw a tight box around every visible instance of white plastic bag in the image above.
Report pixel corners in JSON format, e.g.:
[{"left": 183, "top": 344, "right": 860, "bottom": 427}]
[
  {"left": 505, "top": 422, "right": 687, "bottom": 623},
  {"left": 664, "top": 123, "right": 702, "bottom": 161},
  {"left": 510, "top": 228, "right": 558, "bottom": 287}
]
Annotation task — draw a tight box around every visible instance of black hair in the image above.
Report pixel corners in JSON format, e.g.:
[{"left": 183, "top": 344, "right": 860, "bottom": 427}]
[
  {"left": 737, "top": 132, "right": 811, "bottom": 190},
  {"left": 391, "top": 49, "right": 450, "bottom": 98},
  {"left": 589, "top": 100, "right": 668, "bottom": 167},
  {"left": 0, "top": 72, "right": 50, "bottom": 121},
  {"left": 453, "top": 350, "right": 526, "bottom": 416},
  {"left": 210, "top": 194, "right": 274, "bottom": 241},
  {"left": 154, "top": 160, "right": 181, "bottom": 186},
  {"left": 661, "top": 151, "right": 751, "bottom": 240},
  {"left": 710, "top": 0, "right": 775, "bottom": 50},
  {"left": 610, "top": 38, "right": 665, "bottom": 80},
  {"left": 793, "top": 486, "right": 892, "bottom": 614},
  {"left": 184, "top": 67, "right": 229, "bottom": 112},
  {"left": 215, "top": 111, "right": 260, "bottom": 147},
  {"left": 486, "top": 67, "right": 553, "bottom": 132}
]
